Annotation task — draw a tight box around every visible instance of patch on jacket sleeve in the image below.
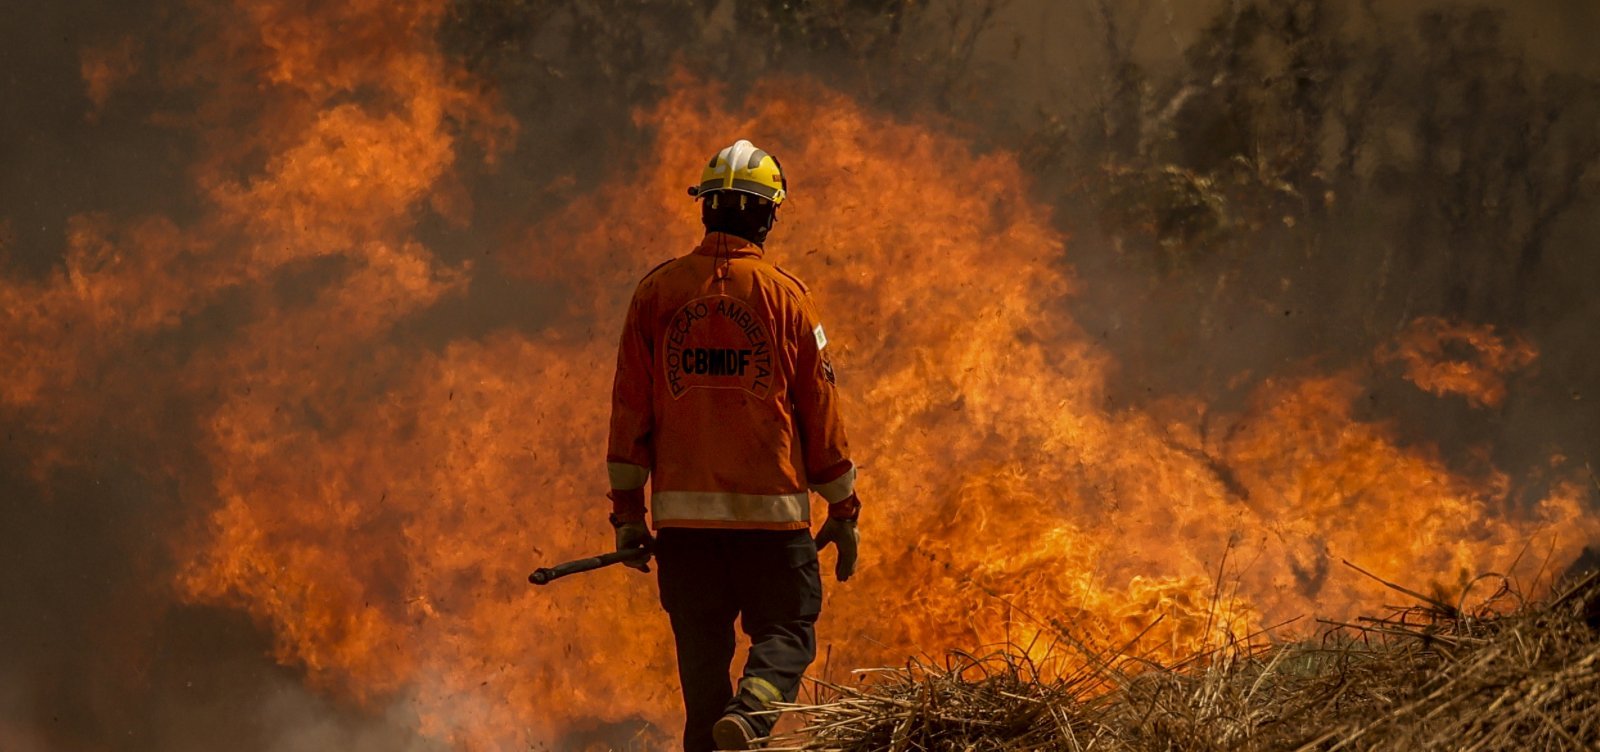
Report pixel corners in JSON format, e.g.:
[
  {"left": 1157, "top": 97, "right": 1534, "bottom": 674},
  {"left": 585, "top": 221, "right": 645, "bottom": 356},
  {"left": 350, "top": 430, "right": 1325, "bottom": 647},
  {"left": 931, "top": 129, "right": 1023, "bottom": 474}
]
[{"left": 813, "top": 323, "right": 827, "bottom": 350}]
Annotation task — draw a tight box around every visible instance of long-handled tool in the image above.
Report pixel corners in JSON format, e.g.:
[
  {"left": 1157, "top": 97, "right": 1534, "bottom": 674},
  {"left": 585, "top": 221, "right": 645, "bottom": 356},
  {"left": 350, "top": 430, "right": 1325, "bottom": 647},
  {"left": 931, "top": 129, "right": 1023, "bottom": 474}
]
[{"left": 528, "top": 548, "right": 650, "bottom": 585}]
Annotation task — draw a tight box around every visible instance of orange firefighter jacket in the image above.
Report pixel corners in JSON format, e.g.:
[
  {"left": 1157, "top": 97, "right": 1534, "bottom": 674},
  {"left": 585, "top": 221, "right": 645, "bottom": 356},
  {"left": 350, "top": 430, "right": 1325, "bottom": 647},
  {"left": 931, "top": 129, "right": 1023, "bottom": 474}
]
[{"left": 607, "top": 232, "right": 855, "bottom": 530}]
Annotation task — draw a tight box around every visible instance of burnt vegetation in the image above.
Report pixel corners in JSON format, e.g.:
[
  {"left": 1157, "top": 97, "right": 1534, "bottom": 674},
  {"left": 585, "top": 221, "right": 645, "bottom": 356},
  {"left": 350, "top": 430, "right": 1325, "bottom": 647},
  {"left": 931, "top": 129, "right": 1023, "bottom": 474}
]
[{"left": 771, "top": 569, "right": 1600, "bottom": 751}]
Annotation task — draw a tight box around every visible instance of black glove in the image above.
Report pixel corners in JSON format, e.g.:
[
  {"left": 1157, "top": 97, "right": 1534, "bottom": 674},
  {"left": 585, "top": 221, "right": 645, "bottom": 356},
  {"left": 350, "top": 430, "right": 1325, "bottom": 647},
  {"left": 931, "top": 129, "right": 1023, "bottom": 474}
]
[
  {"left": 813, "top": 517, "right": 859, "bottom": 581},
  {"left": 611, "top": 516, "right": 654, "bottom": 573}
]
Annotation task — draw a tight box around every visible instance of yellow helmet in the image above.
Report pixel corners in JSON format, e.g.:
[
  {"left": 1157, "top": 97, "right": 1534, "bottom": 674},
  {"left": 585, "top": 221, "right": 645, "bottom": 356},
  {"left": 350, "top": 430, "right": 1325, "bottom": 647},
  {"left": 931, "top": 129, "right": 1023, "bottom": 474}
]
[{"left": 688, "top": 139, "right": 787, "bottom": 206}]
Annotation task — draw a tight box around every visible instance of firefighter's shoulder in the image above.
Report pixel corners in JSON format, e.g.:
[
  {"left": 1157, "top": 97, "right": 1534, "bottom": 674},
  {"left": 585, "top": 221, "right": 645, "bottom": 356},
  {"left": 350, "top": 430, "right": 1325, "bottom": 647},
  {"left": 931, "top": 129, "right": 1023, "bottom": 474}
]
[
  {"left": 762, "top": 262, "right": 811, "bottom": 298},
  {"left": 638, "top": 256, "right": 677, "bottom": 284},
  {"left": 631, "top": 256, "right": 682, "bottom": 297}
]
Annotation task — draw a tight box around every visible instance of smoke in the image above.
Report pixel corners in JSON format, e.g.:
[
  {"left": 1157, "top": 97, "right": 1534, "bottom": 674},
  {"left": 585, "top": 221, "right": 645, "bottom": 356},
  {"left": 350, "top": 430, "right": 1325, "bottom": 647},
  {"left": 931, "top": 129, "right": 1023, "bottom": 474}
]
[
  {"left": 2, "top": 0, "right": 1597, "bottom": 750},
  {"left": 981, "top": 0, "right": 1600, "bottom": 489},
  {"left": 256, "top": 680, "right": 444, "bottom": 752}
]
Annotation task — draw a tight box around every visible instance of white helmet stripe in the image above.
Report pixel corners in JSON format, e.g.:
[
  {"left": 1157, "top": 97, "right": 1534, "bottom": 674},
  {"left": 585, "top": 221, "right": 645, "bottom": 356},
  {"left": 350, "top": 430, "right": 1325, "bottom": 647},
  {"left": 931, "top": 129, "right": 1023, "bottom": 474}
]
[{"left": 717, "top": 139, "right": 757, "bottom": 191}]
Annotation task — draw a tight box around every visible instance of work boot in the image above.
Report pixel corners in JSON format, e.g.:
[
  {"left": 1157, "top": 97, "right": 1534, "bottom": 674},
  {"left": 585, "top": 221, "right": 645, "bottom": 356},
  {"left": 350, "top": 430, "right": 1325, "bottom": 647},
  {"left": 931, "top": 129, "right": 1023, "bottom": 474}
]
[
  {"left": 711, "top": 712, "right": 757, "bottom": 750},
  {"left": 714, "top": 676, "right": 782, "bottom": 749}
]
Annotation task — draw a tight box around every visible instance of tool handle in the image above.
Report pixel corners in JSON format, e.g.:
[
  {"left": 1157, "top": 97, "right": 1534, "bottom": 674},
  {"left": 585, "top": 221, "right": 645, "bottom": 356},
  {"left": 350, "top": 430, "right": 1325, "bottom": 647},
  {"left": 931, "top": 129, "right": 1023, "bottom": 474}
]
[{"left": 528, "top": 548, "right": 650, "bottom": 585}]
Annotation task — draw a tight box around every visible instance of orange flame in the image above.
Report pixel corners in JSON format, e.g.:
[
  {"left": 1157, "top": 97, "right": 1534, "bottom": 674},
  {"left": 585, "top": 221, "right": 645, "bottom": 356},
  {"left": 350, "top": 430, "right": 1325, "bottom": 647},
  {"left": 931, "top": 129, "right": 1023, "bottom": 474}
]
[
  {"left": 178, "top": 71, "right": 1600, "bottom": 746},
  {"left": 1380, "top": 316, "right": 1538, "bottom": 408},
  {"left": 0, "top": 0, "right": 1591, "bottom": 748}
]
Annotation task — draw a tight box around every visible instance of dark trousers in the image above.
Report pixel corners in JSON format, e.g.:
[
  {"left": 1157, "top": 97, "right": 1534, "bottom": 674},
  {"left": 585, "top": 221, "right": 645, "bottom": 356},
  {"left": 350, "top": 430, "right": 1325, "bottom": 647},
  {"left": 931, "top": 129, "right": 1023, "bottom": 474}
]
[{"left": 655, "top": 528, "right": 823, "bottom": 752}]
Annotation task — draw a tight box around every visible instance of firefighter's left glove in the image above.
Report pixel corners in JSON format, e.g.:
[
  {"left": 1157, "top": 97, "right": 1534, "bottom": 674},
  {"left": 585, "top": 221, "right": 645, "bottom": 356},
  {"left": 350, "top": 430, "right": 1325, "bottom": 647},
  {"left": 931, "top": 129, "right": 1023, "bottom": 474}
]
[
  {"left": 814, "top": 517, "right": 859, "bottom": 582},
  {"left": 608, "top": 487, "right": 652, "bottom": 573}
]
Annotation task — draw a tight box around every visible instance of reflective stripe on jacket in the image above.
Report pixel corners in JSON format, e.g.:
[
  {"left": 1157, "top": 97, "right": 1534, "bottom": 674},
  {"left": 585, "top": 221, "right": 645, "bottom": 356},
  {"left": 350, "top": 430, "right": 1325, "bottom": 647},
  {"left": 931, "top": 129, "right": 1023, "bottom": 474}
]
[{"left": 607, "top": 232, "right": 854, "bottom": 530}]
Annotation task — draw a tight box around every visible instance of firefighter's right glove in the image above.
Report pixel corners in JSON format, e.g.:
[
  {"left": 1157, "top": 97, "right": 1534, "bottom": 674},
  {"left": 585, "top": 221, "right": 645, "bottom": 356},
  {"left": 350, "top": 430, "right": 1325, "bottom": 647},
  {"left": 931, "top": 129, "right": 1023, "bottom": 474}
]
[
  {"left": 609, "top": 488, "right": 652, "bottom": 573},
  {"left": 814, "top": 516, "right": 859, "bottom": 582},
  {"left": 612, "top": 520, "right": 653, "bottom": 573}
]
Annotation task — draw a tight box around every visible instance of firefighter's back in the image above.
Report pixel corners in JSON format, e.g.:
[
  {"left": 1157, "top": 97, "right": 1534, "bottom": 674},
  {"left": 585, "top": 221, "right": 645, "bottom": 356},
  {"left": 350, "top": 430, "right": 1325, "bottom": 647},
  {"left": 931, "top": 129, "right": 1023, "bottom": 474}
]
[{"left": 631, "top": 239, "right": 814, "bottom": 530}]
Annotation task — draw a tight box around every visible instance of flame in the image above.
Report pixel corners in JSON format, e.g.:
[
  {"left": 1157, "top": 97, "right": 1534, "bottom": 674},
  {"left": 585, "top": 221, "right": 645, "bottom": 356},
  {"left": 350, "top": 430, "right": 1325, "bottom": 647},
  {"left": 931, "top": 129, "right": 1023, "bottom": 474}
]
[
  {"left": 1, "top": 0, "right": 1594, "bottom": 748},
  {"left": 179, "top": 69, "right": 1599, "bottom": 745},
  {"left": 1380, "top": 316, "right": 1538, "bottom": 408}
]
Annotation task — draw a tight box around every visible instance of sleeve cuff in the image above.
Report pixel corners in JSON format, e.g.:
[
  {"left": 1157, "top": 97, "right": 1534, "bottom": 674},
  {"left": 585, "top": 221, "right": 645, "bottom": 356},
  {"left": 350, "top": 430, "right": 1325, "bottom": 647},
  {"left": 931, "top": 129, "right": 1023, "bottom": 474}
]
[
  {"left": 607, "top": 461, "right": 650, "bottom": 491},
  {"left": 808, "top": 463, "right": 856, "bottom": 504},
  {"left": 608, "top": 487, "right": 647, "bottom": 524},
  {"left": 827, "top": 493, "right": 860, "bottom": 521}
]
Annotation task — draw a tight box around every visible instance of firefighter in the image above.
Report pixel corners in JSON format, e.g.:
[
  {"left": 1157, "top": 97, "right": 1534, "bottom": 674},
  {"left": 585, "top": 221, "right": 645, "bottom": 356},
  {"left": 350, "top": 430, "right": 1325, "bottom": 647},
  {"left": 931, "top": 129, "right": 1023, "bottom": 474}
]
[{"left": 605, "top": 139, "right": 861, "bottom": 751}]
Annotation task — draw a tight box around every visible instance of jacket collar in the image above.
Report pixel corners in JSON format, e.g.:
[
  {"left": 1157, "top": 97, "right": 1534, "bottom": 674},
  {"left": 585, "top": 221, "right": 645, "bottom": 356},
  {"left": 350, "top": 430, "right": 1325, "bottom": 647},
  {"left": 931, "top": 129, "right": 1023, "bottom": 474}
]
[{"left": 692, "top": 232, "right": 764, "bottom": 259}]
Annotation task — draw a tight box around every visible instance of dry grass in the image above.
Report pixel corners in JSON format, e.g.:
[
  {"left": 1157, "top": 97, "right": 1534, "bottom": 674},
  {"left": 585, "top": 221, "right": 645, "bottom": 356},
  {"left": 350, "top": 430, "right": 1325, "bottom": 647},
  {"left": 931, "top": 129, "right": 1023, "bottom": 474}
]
[{"left": 767, "top": 570, "right": 1600, "bottom": 751}]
